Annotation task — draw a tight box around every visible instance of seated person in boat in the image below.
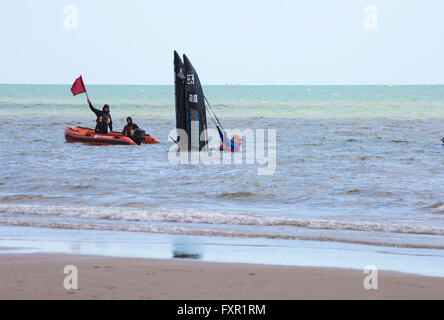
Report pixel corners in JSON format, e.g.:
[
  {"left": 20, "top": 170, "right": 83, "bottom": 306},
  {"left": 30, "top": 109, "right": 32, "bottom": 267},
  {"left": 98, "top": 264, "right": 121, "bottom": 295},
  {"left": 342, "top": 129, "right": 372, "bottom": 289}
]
[
  {"left": 217, "top": 126, "right": 243, "bottom": 152},
  {"left": 122, "top": 117, "right": 140, "bottom": 140},
  {"left": 88, "top": 98, "right": 113, "bottom": 134}
]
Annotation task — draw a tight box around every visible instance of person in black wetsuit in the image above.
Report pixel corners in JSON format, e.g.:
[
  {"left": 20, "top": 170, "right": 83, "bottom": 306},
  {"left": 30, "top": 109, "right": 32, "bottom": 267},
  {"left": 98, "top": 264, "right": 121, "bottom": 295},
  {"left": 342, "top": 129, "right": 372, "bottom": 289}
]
[
  {"left": 122, "top": 117, "right": 140, "bottom": 141},
  {"left": 88, "top": 98, "right": 113, "bottom": 134}
]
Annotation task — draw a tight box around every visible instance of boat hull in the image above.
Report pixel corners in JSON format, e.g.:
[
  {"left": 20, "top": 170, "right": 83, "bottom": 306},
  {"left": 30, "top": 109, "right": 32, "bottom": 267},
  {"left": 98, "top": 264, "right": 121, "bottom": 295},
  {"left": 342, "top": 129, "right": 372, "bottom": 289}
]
[{"left": 65, "top": 127, "right": 159, "bottom": 146}]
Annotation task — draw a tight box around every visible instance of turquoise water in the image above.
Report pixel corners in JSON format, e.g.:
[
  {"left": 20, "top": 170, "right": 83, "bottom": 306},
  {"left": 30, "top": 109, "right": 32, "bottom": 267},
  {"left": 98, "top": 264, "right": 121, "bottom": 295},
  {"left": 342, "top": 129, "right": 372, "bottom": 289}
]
[
  {"left": 1, "top": 84, "right": 444, "bottom": 119},
  {"left": 0, "top": 84, "right": 444, "bottom": 274}
]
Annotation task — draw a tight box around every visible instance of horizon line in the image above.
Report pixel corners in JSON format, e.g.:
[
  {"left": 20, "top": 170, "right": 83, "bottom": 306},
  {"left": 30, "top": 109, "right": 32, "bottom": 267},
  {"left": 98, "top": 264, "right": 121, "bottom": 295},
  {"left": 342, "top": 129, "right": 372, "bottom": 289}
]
[{"left": 1, "top": 82, "right": 444, "bottom": 86}]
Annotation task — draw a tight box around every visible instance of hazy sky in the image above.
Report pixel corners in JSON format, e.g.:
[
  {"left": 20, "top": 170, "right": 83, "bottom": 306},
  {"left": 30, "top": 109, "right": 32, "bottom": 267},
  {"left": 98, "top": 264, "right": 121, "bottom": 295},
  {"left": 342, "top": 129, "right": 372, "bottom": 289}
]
[{"left": 1, "top": 0, "right": 443, "bottom": 85}]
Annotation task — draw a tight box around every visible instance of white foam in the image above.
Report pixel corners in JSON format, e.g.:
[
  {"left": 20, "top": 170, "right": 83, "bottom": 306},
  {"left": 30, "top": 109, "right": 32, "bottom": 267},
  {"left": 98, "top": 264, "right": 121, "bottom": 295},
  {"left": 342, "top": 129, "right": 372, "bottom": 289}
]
[
  {"left": 1, "top": 217, "right": 443, "bottom": 250},
  {"left": 1, "top": 204, "right": 444, "bottom": 236},
  {"left": 431, "top": 204, "right": 444, "bottom": 214}
]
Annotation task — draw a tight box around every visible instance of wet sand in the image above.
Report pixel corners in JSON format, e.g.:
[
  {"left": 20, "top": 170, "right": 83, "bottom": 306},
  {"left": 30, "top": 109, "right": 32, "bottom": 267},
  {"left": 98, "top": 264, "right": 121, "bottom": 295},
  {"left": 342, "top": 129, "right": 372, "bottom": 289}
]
[{"left": 0, "top": 253, "right": 443, "bottom": 300}]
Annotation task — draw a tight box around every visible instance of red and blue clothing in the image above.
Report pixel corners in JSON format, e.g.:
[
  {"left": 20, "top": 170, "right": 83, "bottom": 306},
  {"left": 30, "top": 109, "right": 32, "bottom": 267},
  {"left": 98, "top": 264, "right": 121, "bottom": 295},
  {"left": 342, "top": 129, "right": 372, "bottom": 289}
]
[{"left": 217, "top": 126, "right": 240, "bottom": 152}]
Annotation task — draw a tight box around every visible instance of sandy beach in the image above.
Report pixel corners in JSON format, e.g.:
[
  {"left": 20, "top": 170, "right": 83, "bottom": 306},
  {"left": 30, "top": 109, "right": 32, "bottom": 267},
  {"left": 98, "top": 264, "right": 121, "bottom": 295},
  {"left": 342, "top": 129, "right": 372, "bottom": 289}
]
[
  {"left": 0, "top": 253, "right": 443, "bottom": 300},
  {"left": 2, "top": 0, "right": 444, "bottom": 304}
]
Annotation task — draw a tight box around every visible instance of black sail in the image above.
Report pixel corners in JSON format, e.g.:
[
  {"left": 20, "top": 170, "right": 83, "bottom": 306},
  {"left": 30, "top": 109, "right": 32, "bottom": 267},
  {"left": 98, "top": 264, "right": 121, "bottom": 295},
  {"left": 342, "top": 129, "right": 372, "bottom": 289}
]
[
  {"left": 174, "top": 51, "right": 187, "bottom": 140},
  {"left": 183, "top": 54, "right": 208, "bottom": 151}
]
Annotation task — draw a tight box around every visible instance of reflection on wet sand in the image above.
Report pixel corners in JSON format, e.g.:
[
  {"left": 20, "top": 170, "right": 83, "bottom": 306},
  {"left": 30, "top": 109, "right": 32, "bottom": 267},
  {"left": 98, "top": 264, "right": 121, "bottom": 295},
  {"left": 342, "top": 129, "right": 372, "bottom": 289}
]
[{"left": 172, "top": 237, "right": 202, "bottom": 260}]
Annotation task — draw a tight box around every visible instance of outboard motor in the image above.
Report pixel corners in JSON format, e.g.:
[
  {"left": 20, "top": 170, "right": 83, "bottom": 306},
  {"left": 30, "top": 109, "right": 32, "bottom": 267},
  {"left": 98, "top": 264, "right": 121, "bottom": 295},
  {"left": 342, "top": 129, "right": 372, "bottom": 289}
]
[
  {"left": 441, "top": 137, "right": 444, "bottom": 144},
  {"left": 133, "top": 128, "right": 146, "bottom": 145}
]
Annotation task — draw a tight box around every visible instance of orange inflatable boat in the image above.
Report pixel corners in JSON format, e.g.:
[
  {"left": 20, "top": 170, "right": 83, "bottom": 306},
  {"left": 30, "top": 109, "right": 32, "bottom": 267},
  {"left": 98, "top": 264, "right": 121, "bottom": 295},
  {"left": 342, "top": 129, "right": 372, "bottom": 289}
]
[{"left": 65, "top": 127, "right": 160, "bottom": 146}]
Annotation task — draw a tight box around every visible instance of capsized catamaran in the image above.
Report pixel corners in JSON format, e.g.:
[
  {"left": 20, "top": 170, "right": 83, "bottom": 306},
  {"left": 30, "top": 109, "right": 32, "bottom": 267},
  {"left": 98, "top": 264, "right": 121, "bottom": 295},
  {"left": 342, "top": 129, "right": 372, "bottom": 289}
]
[
  {"left": 174, "top": 51, "right": 187, "bottom": 141},
  {"left": 174, "top": 51, "right": 208, "bottom": 151}
]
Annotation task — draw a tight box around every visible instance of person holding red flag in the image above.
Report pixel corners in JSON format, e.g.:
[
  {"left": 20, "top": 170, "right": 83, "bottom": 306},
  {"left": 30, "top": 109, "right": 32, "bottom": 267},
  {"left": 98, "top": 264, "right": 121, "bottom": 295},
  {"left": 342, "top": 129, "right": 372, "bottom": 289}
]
[
  {"left": 71, "top": 76, "right": 113, "bottom": 134},
  {"left": 88, "top": 98, "right": 113, "bottom": 134}
]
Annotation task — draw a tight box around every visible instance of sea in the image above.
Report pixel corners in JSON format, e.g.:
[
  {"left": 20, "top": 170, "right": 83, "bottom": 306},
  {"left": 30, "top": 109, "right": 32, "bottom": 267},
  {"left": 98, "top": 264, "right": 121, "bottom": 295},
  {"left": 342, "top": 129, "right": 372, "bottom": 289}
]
[{"left": 1, "top": 84, "right": 443, "bottom": 276}]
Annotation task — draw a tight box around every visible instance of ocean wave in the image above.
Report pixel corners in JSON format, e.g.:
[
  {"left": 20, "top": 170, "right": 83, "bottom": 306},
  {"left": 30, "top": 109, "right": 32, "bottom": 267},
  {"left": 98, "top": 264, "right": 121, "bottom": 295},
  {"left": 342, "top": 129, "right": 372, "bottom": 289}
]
[
  {"left": 0, "top": 218, "right": 443, "bottom": 250},
  {"left": 217, "top": 191, "right": 273, "bottom": 199},
  {"left": 1, "top": 204, "right": 444, "bottom": 236},
  {"left": 0, "top": 195, "right": 67, "bottom": 201},
  {"left": 428, "top": 202, "right": 444, "bottom": 214}
]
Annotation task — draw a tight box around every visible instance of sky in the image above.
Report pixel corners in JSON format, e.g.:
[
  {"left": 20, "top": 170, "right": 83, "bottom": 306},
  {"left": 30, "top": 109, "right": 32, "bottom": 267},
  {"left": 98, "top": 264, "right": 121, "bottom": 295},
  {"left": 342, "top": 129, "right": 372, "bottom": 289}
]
[{"left": 0, "top": 0, "right": 443, "bottom": 85}]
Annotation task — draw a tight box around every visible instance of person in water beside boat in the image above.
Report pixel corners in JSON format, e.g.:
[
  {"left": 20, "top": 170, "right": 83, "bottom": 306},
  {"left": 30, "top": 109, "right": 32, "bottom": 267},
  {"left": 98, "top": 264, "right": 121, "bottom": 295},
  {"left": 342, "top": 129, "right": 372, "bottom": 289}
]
[
  {"left": 87, "top": 98, "right": 113, "bottom": 134},
  {"left": 217, "top": 126, "right": 243, "bottom": 152}
]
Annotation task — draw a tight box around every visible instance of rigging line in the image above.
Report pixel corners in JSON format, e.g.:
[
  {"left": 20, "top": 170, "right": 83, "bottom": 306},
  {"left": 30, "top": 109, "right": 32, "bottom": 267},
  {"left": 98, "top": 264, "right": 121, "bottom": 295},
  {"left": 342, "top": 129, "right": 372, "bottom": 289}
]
[
  {"left": 203, "top": 95, "right": 220, "bottom": 123},
  {"left": 207, "top": 112, "right": 219, "bottom": 128},
  {"left": 201, "top": 95, "right": 220, "bottom": 128},
  {"left": 203, "top": 95, "right": 224, "bottom": 130}
]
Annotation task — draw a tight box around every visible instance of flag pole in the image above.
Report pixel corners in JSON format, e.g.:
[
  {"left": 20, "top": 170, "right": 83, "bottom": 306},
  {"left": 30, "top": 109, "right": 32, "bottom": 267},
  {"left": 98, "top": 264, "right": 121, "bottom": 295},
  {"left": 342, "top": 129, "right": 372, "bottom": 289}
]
[{"left": 81, "top": 75, "right": 89, "bottom": 101}]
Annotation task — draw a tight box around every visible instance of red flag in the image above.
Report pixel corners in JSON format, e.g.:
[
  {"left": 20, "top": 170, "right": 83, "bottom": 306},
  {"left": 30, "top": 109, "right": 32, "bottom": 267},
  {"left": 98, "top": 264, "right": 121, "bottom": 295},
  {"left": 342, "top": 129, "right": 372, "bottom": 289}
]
[{"left": 71, "top": 76, "right": 86, "bottom": 96}]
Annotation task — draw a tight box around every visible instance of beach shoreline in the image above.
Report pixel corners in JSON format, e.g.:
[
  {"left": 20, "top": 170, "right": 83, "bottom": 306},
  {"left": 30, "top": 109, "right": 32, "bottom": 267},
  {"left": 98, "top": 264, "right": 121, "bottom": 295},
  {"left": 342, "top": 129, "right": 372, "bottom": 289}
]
[
  {"left": 2, "top": 225, "right": 444, "bottom": 278},
  {"left": 0, "top": 253, "right": 443, "bottom": 300}
]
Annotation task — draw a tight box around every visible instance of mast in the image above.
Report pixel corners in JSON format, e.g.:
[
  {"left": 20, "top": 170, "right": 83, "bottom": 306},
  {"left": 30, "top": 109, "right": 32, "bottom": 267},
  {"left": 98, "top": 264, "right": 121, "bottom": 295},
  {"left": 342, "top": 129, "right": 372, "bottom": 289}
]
[
  {"left": 174, "top": 51, "right": 188, "bottom": 145},
  {"left": 183, "top": 54, "right": 208, "bottom": 151}
]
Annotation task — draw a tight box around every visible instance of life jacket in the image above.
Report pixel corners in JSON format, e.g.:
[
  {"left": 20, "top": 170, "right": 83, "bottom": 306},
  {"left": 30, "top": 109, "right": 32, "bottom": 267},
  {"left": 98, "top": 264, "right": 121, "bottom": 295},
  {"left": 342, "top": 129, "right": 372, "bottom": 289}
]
[
  {"left": 125, "top": 124, "right": 136, "bottom": 136},
  {"left": 97, "top": 113, "right": 111, "bottom": 126}
]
